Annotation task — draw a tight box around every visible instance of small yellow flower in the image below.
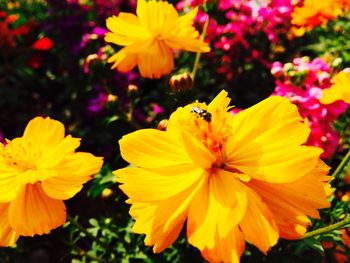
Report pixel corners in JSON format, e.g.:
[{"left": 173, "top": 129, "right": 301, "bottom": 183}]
[
  {"left": 0, "top": 117, "right": 103, "bottom": 246},
  {"left": 321, "top": 71, "right": 350, "bottom": 104},
  {"left": 291, "top": 0, "right": 343, "bottom": 36},
  {"left": 114, "top": 90, "right": 331, "bottom": 262},
  {"left": 105, "top": 0, "right": 210, "bottom": 79}
]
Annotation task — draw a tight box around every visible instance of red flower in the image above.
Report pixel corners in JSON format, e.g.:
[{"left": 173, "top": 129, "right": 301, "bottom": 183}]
[
  {"left": 32, "top": 37, "right": 54, "bottom": 50},
  {"left": 5, "top": 14, "right": 18, "bottom": 24}
]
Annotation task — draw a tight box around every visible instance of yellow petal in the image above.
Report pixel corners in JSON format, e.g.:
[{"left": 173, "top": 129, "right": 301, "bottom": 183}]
[
  {"left": 129, "top": 174, "right": 205, "bottom": 253},
  {"left": 239, "top": 188, "right": 279, "bottom": 254},
  {"left": 207, "top": 90, "right": 231, "bottom": 112},
  {"left": 119, "top": 129, "right": 192, "bottom": 168},
  {"left": 38, "top": 135, "right": 81, "bottom": 169},
  {"left": 42, "top": 152, "right": 103, "bottom": 200},
  {"left": 8, "top": 183, "right": 66, "bottom": 236},
  {"left": 180, "top": 128, "right": 216, "bottom": 170},
  {"left": 187, "top": 171, "right": 247, "bottom": 251},
  {"left": 214, "top": 170, "right": 248, "bottom": 238},
  {"left": 0, "top": 203, "right": 19, "bottom": 247},
  {"left": 130, "top": 201, "right": 183, "bottom": 253},
  {"left": 123, "top": 39, "right": 159, "bottom": 54},
  {"left": 248, "top": 182, "right": 310, "bottom": 239},
  {"left": 108, "top": 39, "right": 159, "bottom": 73},
  {"left": 105, "top": 32, "right": 135, "bottom": 47},
  {"left": 137, "top": 41, "right": 174, "bottom": 78},
  {"left": 137, "top": 0, "right": 178, "bottom": 33},
  {"left": 22, "top": 117, "right": 65, "bottom": 151},
  {"left": 0, "top": 225, "right": 19, "bottom": 247},
  {"left": 225, "top": 96, "right": 322, "bottom": 183},
  {"left": 116, "top": 165, "right": 204, "bottom": 202},
  {"left": 201, "top": 227, "right": 245, "bottom": 263},
  {"left": 321, "top": 88, "right": 342, "bottom": 104},
  {"left": 186, "top": 175, "right": 214, "bottom": 249},
  {"left": 321, "top": 71, "right": 350, "bottom": 104},
  {"left": 17, "top": 169, "right": 56, "bottom": 185},
  {"left": 247, "top": 161, "right": 331, "bottom": 239},
  {"left": 105, "top": 13, "right": 150, "bottom": 45},
  {"left": 164, "top": 37, "right": 210, "bottom": 53},
  {"left": 107, "top": 48, "right": 138, "bottom": 73},
  {"left": 249, "top": 161, "right": 330, "bottom": 215},
  {"left": 167, "top": 6, "right": 197, "bottom": 32},
  {"left": 0, "top": 166, "right": 21, "bottom": 203},
  {"left": 0, "top": 203, "right": 10, "bottom": 229},
  {"left": 162, "top": 7, "right": 210, "bottom": 53}
]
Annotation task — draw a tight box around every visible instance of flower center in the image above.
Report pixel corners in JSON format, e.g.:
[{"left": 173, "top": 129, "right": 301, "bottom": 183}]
[
  {"left": 184, "top": 103, "right": 233, "bottom": 167},
  {"left": 1, "top": 139, "right": 41, "bottom": 171}
]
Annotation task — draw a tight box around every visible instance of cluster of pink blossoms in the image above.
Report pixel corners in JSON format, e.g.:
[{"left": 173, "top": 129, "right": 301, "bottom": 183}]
[
  {"left": 271, "top": 57, "right": 348, "bottom": 159},
  {"left": 177, "top": 0, "right": 295, "bottom": 79},
  {"left": 256, "top": 0, "right": 297, "bottom": 42}
]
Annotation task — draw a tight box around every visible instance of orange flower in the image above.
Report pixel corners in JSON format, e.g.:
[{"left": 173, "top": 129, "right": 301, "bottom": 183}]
[
  {"left": 0, "top": 117, "right": 103, "bottom": 246},
  {"left": 291, "top": 0, "right": 343, "bottom": 36},
  {"left": 105, "top": 0, "right": 210, "bottom": 79},
  {"left": 114, "top": 90, "right": 331, "bottom": 262},
  {"left": 321, "top": 70, "right": 350, "bottom": 104}
]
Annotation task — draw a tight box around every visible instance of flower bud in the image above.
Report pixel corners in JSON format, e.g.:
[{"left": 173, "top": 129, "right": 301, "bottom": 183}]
[
  {"left": 101, "top": 188, "right": 113, "bottom": 198},
  {"left": 283, "top": 62, "right": 294, "bottom": 72},
  {"left": 169, "top": 72, "right": 193, "bottom": 93},
  {"left": 332, "top": 57, "right": 343, "bottom": 68},
  {"left": 157, "top": 119, "right": 168, "bottom": 131},
  {"left": 128, "top": 84, "right": 138, "bottom": 93},
  {"left": 107, "top": 94, "right": 118, "bottom": 102}
]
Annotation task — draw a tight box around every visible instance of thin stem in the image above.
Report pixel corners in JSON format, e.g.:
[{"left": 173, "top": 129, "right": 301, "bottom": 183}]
[
  {"left": 191, "top": 15, "right": 210, "bottom": 82},
  {"left": 303, "top": 215, "right": 350, "bottom": 239},
  {"left": 332, "top": 149, "right": 350, "bottom": 180},
  {"left": 67, "top": 215, "right": 108, "bottom": 248}
]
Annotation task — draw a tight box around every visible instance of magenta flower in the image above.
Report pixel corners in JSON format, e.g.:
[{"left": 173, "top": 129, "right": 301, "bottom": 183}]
[{"left": 271, "top": 57, "right": 348, "bottom": 159}]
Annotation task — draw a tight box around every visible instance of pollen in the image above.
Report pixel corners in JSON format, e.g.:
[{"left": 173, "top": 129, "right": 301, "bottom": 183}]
[
  {"left": 181, "top": 102, "right": 233, "bottom": 167},
  {"left": 1, "top": 140, "right": 40, "bottom": 171}
]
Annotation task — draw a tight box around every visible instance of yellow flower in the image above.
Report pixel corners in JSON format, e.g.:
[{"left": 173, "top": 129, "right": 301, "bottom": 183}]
[
  {"left": 0, "top": 117, "right": 103, "bottom": 246},
  {"left": 114, "top": 90, "right": 331, "bottom": 262},
  {"left": 321, "top": 71, "right": 350, "bottom": 104},
  {"left": 291, "top": 0, "right": 343, "bottom": 36},
  {"left": 104, "top": 0, "right": 210, "bottom": 79}
]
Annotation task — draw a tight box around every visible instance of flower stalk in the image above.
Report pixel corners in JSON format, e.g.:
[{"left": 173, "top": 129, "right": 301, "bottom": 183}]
[
  {"left": 303, "top": 215, "right": 350, "bottom": 239},
  {"left": 302, "top": 149, "right": 350, "bottom": 238},
  {"left": 332, "top": 149, "right": 350, "bottom": 180},
  {"left": 191, "top": 15, "right": 210, "bottom": 82}
]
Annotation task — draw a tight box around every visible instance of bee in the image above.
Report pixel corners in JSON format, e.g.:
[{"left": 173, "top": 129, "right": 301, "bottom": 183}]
[{"left": 191, "top": 106, "right": 212, "bottom": 122}]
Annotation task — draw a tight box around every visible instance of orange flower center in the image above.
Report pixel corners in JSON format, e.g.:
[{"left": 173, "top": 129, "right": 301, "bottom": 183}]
[
  {"left": 1, "top": 139, "right": 40, "bottom": 171},
  {"left": 185, "top": 104, "right": 232, "bottom": 168}
]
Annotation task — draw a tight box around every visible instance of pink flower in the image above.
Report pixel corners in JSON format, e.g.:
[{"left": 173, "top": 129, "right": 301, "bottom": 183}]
[
  {"left": 176, "top": 0, "right": 295, "bottom": 80},
  {"left": 271, "top": 57, "right": 348, "bottom": 159}
]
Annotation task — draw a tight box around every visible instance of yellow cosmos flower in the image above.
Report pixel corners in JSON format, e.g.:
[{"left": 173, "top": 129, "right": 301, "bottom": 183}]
[
  {"left": 291, "top": 0, "right": 343, "bottom": 36},
  {"left": 0, "top": 117, "right": 103, "bottom": 246},
  {"left": 114, "top": 90, "right": 331, "bottom": 262},
  {"left": 104, "top": 0, "right": 210, "bottom": 79},
  {"left": 321, "top": 71, "right": 350, "bottom": 104}
]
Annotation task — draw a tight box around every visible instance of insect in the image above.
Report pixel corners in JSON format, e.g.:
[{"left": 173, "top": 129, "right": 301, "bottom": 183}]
[{"left": 190, "top": 106, "right": 212, "bottom": 122}]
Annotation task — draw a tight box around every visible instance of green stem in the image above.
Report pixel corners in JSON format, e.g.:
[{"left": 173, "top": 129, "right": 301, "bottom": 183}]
[
  {"left": 332, "top": 149, "right": 350, "bottom": 180},
  {"left": 191, "top": 15, "right": 210, "bottom": 82},
  {"left": 303, "top": 215, "right": 350, "bottom": 239},
  {"left": 82, "top": 252, "right": 107, "bottom": 263},
  {"left": 67, "top": 215, "right": 108, "bottom": 248}
]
